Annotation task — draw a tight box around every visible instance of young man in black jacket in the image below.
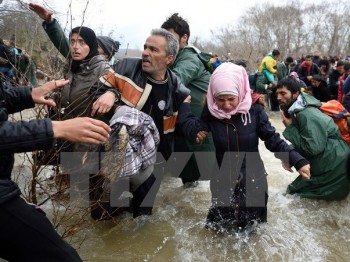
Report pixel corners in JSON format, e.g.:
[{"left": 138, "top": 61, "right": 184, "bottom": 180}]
[{"left": 0, "top": 79, "right": 111, "bottom": 261}]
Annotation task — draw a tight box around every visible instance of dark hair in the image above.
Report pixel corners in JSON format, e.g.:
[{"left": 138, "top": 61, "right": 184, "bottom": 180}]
[
  {"left": 285, "top": 56, "right": 294, "bottom": 63},
  {"left": 312, "top": 74, "right": 322, "bottom": 82},
  {"left": 234, "top": 59, "right": 247, "bottom": 68},
  {"left": 272, "top": 49, "right": 280, "bottom": 56},
  {"left": 161, "top": 13, "right": 190, "bottom": 39},
  {"left": 344, "top": 63, "right": 350, "bottom": 71},
  {"left": 319, "top": 59, "right": 330, "bottom": 67},
  {"left": 336, "top": 61, "right": 345, "bottom": 67},
  {"left": 305, "top": 54, "right": 313, "bottom": 59},
  {"left": 277, "top": 77, "right": 301, "bottom": 94}
]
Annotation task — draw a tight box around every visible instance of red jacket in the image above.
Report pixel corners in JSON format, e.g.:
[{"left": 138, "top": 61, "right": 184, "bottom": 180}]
[{"left": 338, "top": 74, "right": 349, "bottom": 102}]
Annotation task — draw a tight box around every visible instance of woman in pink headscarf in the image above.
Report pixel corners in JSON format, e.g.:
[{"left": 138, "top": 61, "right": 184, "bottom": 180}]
[{"left": 197, "top": 63, "right": 310, "bottom": 233}]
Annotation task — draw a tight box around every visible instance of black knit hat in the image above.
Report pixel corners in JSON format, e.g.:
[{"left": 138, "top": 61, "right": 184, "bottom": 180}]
[
  {"left": 97, "top": 36, "right": 120, "bottom": 59},
  {"left": 70, "top": 26, "right": 99, "bottom": 60}
]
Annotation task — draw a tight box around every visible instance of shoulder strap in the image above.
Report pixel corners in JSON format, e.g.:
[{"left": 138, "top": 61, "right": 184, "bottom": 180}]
[{"left": 185, "top": 46, "right": 214, "bottom": 73}]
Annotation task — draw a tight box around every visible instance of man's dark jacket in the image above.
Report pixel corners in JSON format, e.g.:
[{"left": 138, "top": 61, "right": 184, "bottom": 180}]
[
  {"left": 107, "top": 58, "right": 192, "bottom": 159},
  {"left": 0, "top": 85, "right": 53, "bottom": 204}
]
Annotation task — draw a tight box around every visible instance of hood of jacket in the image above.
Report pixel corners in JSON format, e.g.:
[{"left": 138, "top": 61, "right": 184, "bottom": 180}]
[
  {"left": 75, "top": 54, "right": 108, "bottom": 75},
  {"left": 288, "top": 92, "right": 322, "bottom": 115}
]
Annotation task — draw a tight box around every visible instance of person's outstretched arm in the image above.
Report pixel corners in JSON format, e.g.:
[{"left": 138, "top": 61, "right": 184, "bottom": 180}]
[
  {"left": 0, "top": 117, "right": 110, "bottom": 154},
  {"left": 0, "top": 79, "right": 111, "bottom": 153},
  {"left": 256, "top": 104, "right": 310, "bottom": 179},
  {"left": 29, "top": 3, "right": 70, "bottom": 58},
  {"left": 1, "top": 79, "right": 68, "bottom": 114},
  {"left": 52, "top": 117, "right": 110, "bottom": 144}
]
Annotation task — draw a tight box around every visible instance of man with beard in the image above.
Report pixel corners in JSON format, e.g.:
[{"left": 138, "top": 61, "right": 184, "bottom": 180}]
[{"left": 275, "top": 77, "right": 350, "bottom": 200}]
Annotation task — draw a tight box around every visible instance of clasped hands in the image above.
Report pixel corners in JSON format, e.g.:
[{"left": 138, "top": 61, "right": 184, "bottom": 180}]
[
  {"left": 196, "top": 130, "right": 208, "bottom": 144},
  {"left": 282, "top": 161, "right": 311, "bottom": 180}
]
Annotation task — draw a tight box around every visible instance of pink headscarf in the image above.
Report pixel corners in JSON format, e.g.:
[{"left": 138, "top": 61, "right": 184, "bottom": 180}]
[
  {"left": 207, "top": 63, "right": 252, "bottom": 124},
  {"left": 289, "top": 71, "right": 300, "bottom": 81}
]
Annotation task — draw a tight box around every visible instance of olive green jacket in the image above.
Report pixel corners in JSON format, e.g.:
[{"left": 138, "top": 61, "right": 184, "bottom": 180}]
[
  {"left": 255, "top": 72, "right": 269, "bottom": 94},
  {"left": 42, "top": 19, "right": 70, "bottom": 58},
  {"left": 283, "top": 93, "right": 350, "bottom": 200},
  {"left": 171, "top": 46, "right": 215, "bottom": 152},
  {"left": 276, "top": 61, "right": 289, "bottom": 81}
]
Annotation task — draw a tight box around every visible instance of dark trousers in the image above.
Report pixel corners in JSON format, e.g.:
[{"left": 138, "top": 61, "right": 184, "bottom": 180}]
[
  {"left": 0, "top": 196, "right": 82, "bottom": 262},
  {"left": 207, "top": 171, "right": 268, "bottom": 231},
  {"left": 174, "top": 133, "right": 215, "bottom": 185},
  {"left": 90, "top": 173, "right": 159, "bottom": 220},
  {"left": 179, "top": 154, "right": 200, "bottom": 184},
  {"left": 268, "top": 88, "right": 280, "bottom": 111}
]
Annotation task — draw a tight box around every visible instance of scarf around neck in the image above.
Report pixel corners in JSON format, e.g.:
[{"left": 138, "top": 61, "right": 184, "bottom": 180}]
[{"left": 300, "top": 61, "right": 313, "bottom": 74}]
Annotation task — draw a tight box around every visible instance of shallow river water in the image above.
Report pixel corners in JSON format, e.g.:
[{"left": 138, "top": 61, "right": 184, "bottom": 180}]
[
  {"left": 14, "top": 112, "right": 350, "bottom": 262},
  {"left": 74, "top": 113, "right": 350, "bottom": 262}
]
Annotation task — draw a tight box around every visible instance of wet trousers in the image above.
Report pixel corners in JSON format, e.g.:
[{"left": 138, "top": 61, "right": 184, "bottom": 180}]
[
  {"left": 90, "top": 173, "right": 158, "bottom": 220},
  {"left": 206, "top": 171, "right": 268, "bottom": 231}
]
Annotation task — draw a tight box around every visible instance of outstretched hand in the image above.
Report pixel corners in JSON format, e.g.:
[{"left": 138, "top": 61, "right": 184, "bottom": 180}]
[
  {"left": 31, "top": 79, "right": 69, "bottom": 107},
  {"left": 52, "top": 117, "right": 111, "bottom": 144},
  {"left": 282, "top": 161, "right": 311, "bottom": 180},
  {"left": 28, "top": 3, "right": 54, "bottom": 22}
]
